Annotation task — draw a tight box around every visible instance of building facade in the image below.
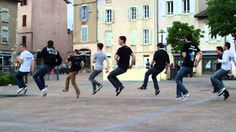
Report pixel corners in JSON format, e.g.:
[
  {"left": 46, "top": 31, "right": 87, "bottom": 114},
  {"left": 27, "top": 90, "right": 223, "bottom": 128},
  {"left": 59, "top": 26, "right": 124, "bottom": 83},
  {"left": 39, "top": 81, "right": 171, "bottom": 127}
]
[
  {"left": 97, "top": 0, "right": 159, "bottom": 68},
  {"left": 159, "top": 0, "right": 226, "bottom": 76},
  {"left": 73, "top": 0, "right": 97, "bottom": 69},
  {"left": 17, "top": 0, "right": 71, "bottom": 61},
  {"left": 0, "top": 0, "right": 18, "bottom": 67}
]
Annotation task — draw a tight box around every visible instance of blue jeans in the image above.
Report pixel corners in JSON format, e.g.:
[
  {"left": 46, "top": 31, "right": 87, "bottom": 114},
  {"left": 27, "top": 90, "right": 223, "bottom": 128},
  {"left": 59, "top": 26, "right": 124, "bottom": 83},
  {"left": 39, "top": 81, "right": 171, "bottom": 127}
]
[
  {"left": 107, "top": 67, "right": 127, "bottom": 89},
  {"left": 33, "top": 65, "right": 52, "bottom": 90},
  {"left": 89, "top": 70, "right": 102, "bottom": 91},
  {"left": 16, "top": 71, "right": 29, "bottom": 88},
  {"left": 175, "top": 66, "right": 192, "bottom": 97},
  {"left": 211, "top": 68, "right": 230, "bottom": 91},
  {"left": 142, "top": 67, "right": 162, "bottom": 90}
]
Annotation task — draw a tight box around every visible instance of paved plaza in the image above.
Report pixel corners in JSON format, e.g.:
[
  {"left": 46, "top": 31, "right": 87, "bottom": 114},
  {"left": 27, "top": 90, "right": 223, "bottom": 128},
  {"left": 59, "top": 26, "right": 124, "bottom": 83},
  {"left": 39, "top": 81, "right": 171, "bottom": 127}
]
[{"left": 0, "top": 73, "right": 236, "bottom": 132}]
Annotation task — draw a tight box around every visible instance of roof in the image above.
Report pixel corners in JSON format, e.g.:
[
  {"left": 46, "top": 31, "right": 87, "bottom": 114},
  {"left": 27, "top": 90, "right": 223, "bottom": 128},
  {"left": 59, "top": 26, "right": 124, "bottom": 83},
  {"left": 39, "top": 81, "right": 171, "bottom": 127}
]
[{"left": 194, "top": 10, "right": 208, "bottom": 19}]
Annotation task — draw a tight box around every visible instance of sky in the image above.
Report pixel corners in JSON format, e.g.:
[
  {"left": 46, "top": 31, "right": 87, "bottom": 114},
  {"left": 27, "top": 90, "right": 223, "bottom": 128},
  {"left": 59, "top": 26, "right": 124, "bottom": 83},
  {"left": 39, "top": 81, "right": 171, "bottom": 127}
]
[{"left": 67, "top": 0, "right": 74, "bottom": 30}]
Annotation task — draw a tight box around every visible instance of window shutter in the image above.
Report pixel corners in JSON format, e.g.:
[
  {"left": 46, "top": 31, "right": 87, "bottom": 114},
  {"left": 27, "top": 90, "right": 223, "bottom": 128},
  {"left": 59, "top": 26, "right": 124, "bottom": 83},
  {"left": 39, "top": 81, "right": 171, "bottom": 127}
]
[
  {"left": 86, "top": 6, "right": 89, "bottom": 20},
  {"left": 204, "top": 26, "right": 209, "bottom": 42},
  {"left": 142, "top": 30, "right": 145, "bottom": 44},
  {"left": 149, "top": 29, "right": 152, "bottom": 44},
  {"left": 104, "top": 10, "right": 107, "bottom": 23},
  {"left": 112, "top": 10, "right": 114, "bottom": 23},
  {"left": 79, "top": 6, "right": 83, "bottom": 20},
  {"left": 190, "top": 0, "right": 195, "bottom": 13},
  {"left": 138, "top": 6, "right": 143, "bottom": 19},
  {"left": 6, "top": 29, "right": 9, "bottom": 42},
  {"left": 161, "top": 1, "right": 166, "bottom": 16},
  {"left": 149, "top": 5, "right": 152, "bottom": 18},
  {"left": 128, "top": 8, "right": 131, "bottom": 20},
  {"left": 173, "top": 1, "right": 178, "bottom": 15}
]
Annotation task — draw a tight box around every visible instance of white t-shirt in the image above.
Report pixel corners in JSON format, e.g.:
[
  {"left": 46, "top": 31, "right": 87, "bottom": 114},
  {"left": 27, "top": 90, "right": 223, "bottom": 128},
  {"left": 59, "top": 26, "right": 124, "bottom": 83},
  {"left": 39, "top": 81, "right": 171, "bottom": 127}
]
[
  {"left": 19, "top": 50, "right": 34, "bottom": 72},
  {"left": 219, "top": 50, "right": 233, "bottom": 71}
]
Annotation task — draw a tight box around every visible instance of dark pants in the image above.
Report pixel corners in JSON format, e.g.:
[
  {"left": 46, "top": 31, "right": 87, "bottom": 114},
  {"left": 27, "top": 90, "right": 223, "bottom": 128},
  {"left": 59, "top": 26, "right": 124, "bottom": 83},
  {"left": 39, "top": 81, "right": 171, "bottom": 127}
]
[
  {"left": 107, "top": 67, "right": 127, "bottom": 89},
  {"left": 33, "top": 65, "right": 52, "bottom": 90},
  {"left": 89, "top": 70, "right": 102, "bottom": 91},
  {"left": 211, "top": 68, "right": 230, "bottom": 91},
  {"left": 142, "top": 67, "right": 162, "bottom": 90},
  {"left": 175, "top": 66, "right": 192, "bottom": 97},
  {"left": 16, "top": 71, "right": 29, "bottom": 89}
]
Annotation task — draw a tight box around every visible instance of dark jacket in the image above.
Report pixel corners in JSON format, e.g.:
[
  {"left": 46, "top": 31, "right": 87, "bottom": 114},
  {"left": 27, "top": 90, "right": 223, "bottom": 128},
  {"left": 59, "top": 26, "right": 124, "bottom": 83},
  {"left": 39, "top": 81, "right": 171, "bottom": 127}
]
[{"left": 37, "top": 47, "right": 62, "bottom": 67}]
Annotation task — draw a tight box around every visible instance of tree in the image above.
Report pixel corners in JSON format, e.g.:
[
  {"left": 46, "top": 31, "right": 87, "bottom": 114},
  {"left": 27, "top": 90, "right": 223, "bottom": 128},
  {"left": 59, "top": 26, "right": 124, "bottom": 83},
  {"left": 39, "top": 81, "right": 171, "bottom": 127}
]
[
  {"left": 167, "top": 21, "right": 203, "bottom": 53},
  {"left": 207, "top": 0, "right": 236, "bottom": 40}
]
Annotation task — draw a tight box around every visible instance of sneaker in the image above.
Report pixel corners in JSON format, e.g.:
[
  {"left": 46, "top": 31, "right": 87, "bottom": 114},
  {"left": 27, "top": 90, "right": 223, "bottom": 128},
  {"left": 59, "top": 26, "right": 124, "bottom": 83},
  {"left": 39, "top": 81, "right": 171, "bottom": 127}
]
[
  {"left": 41, "top": 88, "right": 48, "bottom": 97},
  {"left": 62, "top": 89, "right": 68, "bottom": 92},
  {"left": 138, "top": 86, "right": 146, "bottom": 90},
  {"left": 223, "top": 90, "right": 230, "bottom": 100},
  {"left": 181, "top": 93, "right": 190, "bottom": 101},
  {"left": 17, "top": 88, "right": 25, "bottom": 95},
  {"left": 218, "top": 87, "right": 226, "bottom": 96},
  {"left": 92, "top": 90, "right": 97, "bottom": 95},
  {"left": 155, "top": 89, "right": 160, "bottom": 96},
  {"left": 22, "top": 87, "right": 28, "bottom": 95},
  {"left": 95, "top": 85, "right": 103, "bottom": 93},
  {"left": 116, "top": 86, "right": 124, "bottom": 96},
  {"left": 212, "top": 89, "right": 218, "bottom": 93}
]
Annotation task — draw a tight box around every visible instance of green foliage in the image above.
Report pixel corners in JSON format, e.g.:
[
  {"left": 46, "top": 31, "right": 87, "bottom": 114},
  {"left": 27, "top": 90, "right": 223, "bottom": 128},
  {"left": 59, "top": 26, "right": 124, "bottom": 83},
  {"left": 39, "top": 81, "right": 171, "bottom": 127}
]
[
  {"left": 0, "top": 73, "right": 16, "bottom": 86},
  {"left": 207, "top": 0, "right": 236, "bottom": 39},
  {"left": 167, "top": 21, "right": 204, "bottom": 53}
]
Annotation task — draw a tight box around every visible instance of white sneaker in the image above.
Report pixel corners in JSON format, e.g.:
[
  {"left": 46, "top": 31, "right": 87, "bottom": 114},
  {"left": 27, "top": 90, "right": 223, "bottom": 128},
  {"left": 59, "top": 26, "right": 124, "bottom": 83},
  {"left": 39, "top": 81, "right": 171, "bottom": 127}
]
[
  {"left": 181, "top": 93, "right": 190, "bottom": 101},
  {"left": 17, "top": 88, "right": 24, "bottom": 95},
  {"left": 22, "top": 87, "right": 28, "bottom": 95},
  {"left": 218, "top": 87, "right": 226, "bottom": 96},
  {"left": 41, "top": 88, "right": 48, "bottom": 97}
]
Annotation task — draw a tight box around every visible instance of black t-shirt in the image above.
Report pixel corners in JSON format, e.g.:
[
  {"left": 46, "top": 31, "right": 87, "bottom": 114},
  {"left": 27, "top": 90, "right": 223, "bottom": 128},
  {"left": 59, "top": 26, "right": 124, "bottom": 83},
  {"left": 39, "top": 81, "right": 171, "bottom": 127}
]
[
  {"left": 153, "top": 50, "right": 170, "bottom": 71},
  {"left": 68, "top": 55, "right": 83, "bottom": 72},
  {"left": 182, "top": 43, "right": 201, "bottom": 68},
  {"left": 216, "top": 54, "right": 222, "bottom": 71},
  {"left": 117, "top": 46, "right": 133, "bottom": 69}
]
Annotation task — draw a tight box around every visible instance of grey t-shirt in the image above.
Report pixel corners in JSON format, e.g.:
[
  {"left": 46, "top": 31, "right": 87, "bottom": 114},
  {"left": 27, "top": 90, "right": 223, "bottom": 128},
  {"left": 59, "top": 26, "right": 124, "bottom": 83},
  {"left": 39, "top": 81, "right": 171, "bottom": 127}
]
[{"left": 93, "top": 51, "right": 107, "bottom": 71}]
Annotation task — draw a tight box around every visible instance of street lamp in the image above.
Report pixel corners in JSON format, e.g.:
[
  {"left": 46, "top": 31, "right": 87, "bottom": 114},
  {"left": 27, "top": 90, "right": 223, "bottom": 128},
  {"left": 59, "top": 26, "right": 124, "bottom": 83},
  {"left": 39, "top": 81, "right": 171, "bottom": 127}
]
[{"left": 159, "top": 29, "right": 166, "bottom": 44}]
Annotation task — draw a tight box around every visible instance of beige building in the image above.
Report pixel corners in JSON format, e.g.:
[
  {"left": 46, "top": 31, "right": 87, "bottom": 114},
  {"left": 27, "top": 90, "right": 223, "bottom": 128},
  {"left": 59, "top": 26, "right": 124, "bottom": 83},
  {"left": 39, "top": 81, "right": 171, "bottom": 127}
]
[
  {"left": 0, "top": 0, "right": 18, "bottom": 67},
  {"left": 159, "top": 0, "right": 226, "bottom": 76},
  {"left": 17, "top": 0, "right": 71, "bottom": 60},
  {"left": 98, "top": 0, "right": 159, "bottom": 69},
  {"left": 73, "top": 0, "right": 98, "bottom": 69}
]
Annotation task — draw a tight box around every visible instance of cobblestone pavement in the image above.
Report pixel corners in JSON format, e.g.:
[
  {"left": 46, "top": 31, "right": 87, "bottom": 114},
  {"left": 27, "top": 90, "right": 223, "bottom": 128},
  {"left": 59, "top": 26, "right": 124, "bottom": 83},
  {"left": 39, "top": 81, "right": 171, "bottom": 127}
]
[{"left": 0, "top": 73, "right": 236, "bottom": 132}]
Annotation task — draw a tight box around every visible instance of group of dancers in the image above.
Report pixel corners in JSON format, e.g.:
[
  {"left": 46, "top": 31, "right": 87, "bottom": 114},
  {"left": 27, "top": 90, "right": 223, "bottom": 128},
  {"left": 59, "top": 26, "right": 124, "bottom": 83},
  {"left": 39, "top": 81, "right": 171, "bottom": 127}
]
[{"left": 15, "top": 34, "right": 236, "bottom": 101}]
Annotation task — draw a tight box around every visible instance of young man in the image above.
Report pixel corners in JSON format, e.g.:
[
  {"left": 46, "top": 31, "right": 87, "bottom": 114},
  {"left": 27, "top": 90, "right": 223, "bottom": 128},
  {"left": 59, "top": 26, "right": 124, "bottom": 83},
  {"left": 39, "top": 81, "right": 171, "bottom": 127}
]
[
  {"left": 89, "top": 43, "right": 109, "bottom": 95},
  {"left": 175, "top": 34, "right": 202, "bottom": 101},
  {"left": 16, "top": 44, "right": 34, "bottom": 95},
  {"left": 138, "top": 43, "right": 170, "bottom": 95},
  {"left": 63, "top": 49, "right": 84, "bottom": 98},
  {"left": 212, "top": 46, "right": 224, "bottom": 93},
  {"left": 108, "top": 36, "right": 135, "bottom": 96},
  {"left": 211, "top": 42, "right": 233, "bottom": 100},
  {"left": 33, "top": 40, "right": 62, "bottom": 97}
]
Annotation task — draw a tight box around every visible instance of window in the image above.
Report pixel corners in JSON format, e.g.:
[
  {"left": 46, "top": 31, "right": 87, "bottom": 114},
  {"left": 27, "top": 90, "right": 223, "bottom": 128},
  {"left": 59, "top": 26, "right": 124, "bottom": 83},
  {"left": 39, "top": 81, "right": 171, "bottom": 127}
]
[
  {"left": 22, "top": 36, "right": 26, "bottom": 45},
  {"left": 167, "top": 1, "right": 174, "bottom": 15},
  {"left": 1, "top": 27, "right": 9, "bottom": 44},
  {"left": 22, "top": 15, "right": 27, "bottom": 27},
  {"left": 105, "top": 9, "right": 113, "bottom": 23},
  {"left": 0, "top": 9, "right": 9, "bottom": 22},
  {"left": 106, "top": 0, "right": 112, "bottom": 3},
  {"left": 80, "top": 5, "right": 89, "bottom": 21},
  {"left": 21, "top": 0, "right": 27, "bottom": 6},
  {"left": 81, "top": 25, "right": 88, "bottom": 43},
  {"left": 105, "top": 31, "right": 112, "bottom": 46},
  {"left": 183, "top": 0, "right": 190, "bottom": 13},
  {"left": 143, "top": 5, "right": 150, "bottom": 18},
  {"left": 130, "top": 7, "right": 137, "bottom": 20},
  {"left": 143, "top": 29, "right": 151, "bottom": 44},
  {"left": 130, "top": 30, "right": 137, "bottom": 45}
]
